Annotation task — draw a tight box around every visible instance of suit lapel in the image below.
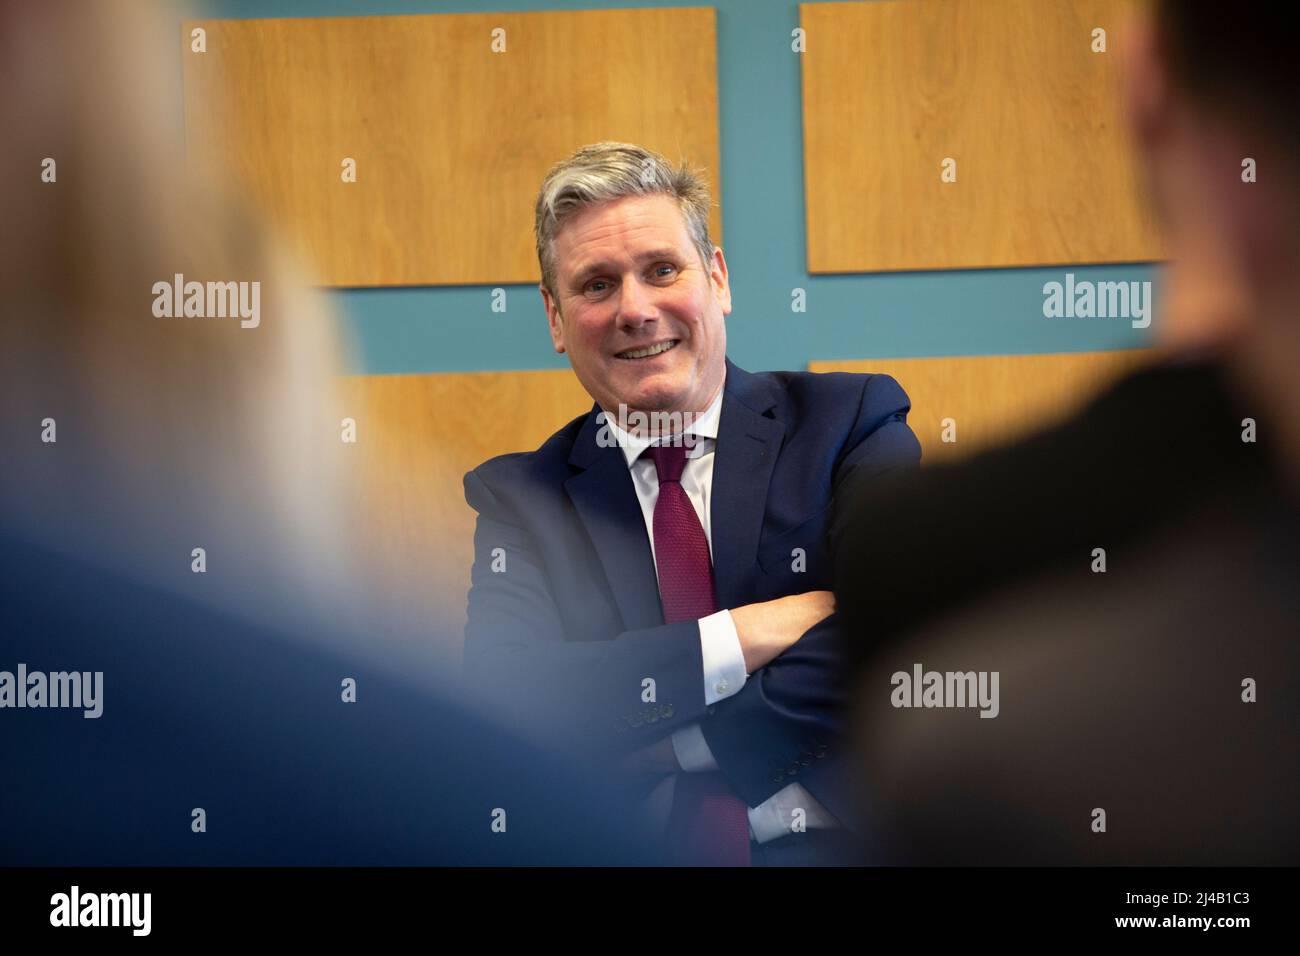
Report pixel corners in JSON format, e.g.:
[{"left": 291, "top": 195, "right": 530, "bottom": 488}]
[
  {"left": 563, "top": 360, "right": 785, "bottom": 629},
  {"left": 565, "top": 407, "right": 665, "bottom": 631},
  {"left": 711, "top": 362, "right": 785, "bottom": 612}
]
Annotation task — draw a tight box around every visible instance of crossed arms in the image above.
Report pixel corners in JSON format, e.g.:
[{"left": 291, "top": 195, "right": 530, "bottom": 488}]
[{"left": 462, "top": 374, "right": 920, "bottom": 819}]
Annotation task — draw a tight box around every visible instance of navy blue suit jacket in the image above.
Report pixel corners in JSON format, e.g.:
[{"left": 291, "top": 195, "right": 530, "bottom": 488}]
[{"left": 463, "top": 359, "right": 919, "bottom": 823}]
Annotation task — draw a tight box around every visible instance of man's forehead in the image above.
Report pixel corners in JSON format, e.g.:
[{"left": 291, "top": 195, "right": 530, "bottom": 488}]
[{"left": 556, "top": 196, "right": 692, "bottom": 274}]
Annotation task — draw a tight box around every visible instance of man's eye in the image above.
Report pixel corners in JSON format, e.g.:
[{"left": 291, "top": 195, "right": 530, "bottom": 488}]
[
  {"left": 585, "top": 279, "right": 610, "bottom": 294},
  {"left": 653, "top": 264, "right": 677, "bottom": 279}
]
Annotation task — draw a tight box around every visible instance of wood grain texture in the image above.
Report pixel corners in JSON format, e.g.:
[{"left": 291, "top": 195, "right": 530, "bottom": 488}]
[
  {"left": 183, "top": 9, "right": 721, "bottom": 287},
  {"left": 339, "top": 369, "right": 594, "bottom": 655},
  {"left": 811, "top": 350, "right": 1153, "bottom": 463},
  {"left": 800, "top": 0, "right": 1163, "bottom": 273}
]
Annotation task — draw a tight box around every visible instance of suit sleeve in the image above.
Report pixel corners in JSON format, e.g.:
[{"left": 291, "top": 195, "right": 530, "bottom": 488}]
[
  {"left": 697, "top": 374, "right": 921, "bottom": 817},
  {"left": 462, "top": 468, "right": 712, "bottom": 757}
]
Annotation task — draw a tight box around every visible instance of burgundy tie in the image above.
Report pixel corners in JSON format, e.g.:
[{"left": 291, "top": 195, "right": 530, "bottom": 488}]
[{"left": 645, "top": 441, "right": 752, "bottom": 866}]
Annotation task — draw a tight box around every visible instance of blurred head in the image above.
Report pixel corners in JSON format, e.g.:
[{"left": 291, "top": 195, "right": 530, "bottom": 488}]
[
  {"left": 0, "top": 0, "right": 371, "bottom": 647},
  {"left": 534, "top": 142, "right": 730, "bottom": 420},
  {"left": 1125, "top": 1, "right": 1300, "bottom": 349}
]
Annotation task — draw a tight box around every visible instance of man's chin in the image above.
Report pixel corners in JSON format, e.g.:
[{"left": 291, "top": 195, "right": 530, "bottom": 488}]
[
  {"left": 608, "top": 371, "right": 689, "bottom": 414},
  {"left": 617, "top": 388, "right": 689, "bottom": 416}
]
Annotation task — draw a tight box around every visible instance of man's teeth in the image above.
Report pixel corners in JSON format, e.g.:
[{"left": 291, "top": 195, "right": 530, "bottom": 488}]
[{"left": 618, "top": 340, "right": 678, "bottom": 360}]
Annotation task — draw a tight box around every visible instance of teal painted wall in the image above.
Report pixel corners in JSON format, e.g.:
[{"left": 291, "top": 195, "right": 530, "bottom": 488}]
[{"left": 193, "top": 0, "right": 1160, "bottom": 374}]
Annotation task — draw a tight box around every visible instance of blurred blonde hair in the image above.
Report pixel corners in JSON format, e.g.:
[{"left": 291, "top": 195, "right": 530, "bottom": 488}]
[{"left": 0, "top": 1, "right": 377, "bottom": 649}]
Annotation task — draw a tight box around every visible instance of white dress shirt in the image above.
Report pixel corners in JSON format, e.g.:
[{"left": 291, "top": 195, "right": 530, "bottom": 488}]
[{"left": 602, "top": 377, "right": 838, "bottom": 844}]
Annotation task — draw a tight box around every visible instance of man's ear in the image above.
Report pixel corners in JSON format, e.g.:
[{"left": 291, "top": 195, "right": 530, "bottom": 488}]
[
  {"left": 540, "top": 283, "right": 565, "bottom": 353},
  {"left": 709, "top": 246, "right": 732, "bottom": 317},
  {"left": 1121, "top": 17, "right": 1169, "bottom": 157}
]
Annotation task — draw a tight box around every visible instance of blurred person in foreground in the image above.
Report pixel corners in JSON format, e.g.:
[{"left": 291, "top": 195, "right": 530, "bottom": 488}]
[
  {"left": 0, "top": 0, "right": 655, "bottom": 866},
  {"left": 831, "top": 0, "right": 1299, "bottom": 864}
]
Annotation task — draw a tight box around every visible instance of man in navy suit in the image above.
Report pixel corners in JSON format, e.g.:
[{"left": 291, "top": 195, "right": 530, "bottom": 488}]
[{"left": 463, "top": 142, "right": 920, "bottom": 865}]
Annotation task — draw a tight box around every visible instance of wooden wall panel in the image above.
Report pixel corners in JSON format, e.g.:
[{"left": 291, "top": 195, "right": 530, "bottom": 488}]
[
  {"left": 811, "top": 350, "right": 1153, "bottom": 464},
  {"left": 339, "top": 369, "right": 594, "bottom": 656},
  {"left": 183, "top": 9, "right": 721, "bottom": 287},
  {"left": 800, "top": 0, "right": 1163, "bottom": 273}
]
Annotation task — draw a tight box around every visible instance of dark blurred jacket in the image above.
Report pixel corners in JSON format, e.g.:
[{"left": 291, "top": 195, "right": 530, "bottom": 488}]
[
  {"left": 0, "top": 531, "right": 660, "bottom": 866},
  {"left": 831, "top": 357, "right": 1299, "bottom": 864}
]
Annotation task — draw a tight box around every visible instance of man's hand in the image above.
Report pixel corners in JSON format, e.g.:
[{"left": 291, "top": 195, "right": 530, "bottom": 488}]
[
  {"left": 613, "top": 592, "right": 834, "bottom": 777},
  {"left": 730, "top": 590, "right": 835, "bottom": 674}
]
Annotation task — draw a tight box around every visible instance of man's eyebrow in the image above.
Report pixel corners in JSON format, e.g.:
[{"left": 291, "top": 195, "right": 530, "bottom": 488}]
[{"left": 569, "top": 248, "right": 684, "bottom": 284}]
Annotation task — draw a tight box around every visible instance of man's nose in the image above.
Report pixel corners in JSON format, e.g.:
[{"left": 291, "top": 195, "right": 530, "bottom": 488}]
[{"left": 617, "top": 276, "right": 658, "bottom": 329}]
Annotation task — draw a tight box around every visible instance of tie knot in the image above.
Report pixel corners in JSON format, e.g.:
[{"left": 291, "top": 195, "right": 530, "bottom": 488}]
[{"left": 645, "top": 441, "right": 689, "bottom": 483}]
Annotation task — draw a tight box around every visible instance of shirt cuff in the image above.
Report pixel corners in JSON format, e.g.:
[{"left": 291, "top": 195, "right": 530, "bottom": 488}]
[
  {"left": 699, "top": 609, "right": 746, "bottom": 705},
  {"left": 747, "top": 783, "right": 840, "bottom": 845},
  {"left": 670, "top": 723, "right": 719, "bottom": 773}
]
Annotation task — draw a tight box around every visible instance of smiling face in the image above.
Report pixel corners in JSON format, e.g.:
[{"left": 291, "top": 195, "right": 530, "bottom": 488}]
[{"left": 540, "top": 193, "right": 731, "bottom": 422}]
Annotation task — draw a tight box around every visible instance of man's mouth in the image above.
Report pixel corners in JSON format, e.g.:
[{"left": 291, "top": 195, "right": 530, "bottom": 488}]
[{"left": 615, "top": 339, "right": 679, "bottom": 360}]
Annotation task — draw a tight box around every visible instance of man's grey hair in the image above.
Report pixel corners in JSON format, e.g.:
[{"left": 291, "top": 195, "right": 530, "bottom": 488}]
[{"left": 534, "top": 141, "right": 715, "bottom": 303}]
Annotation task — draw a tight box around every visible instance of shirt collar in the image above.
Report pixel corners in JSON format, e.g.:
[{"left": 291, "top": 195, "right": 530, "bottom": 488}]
[{"left": 602, "top": 376, "right": 725, "bottom": 469}]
